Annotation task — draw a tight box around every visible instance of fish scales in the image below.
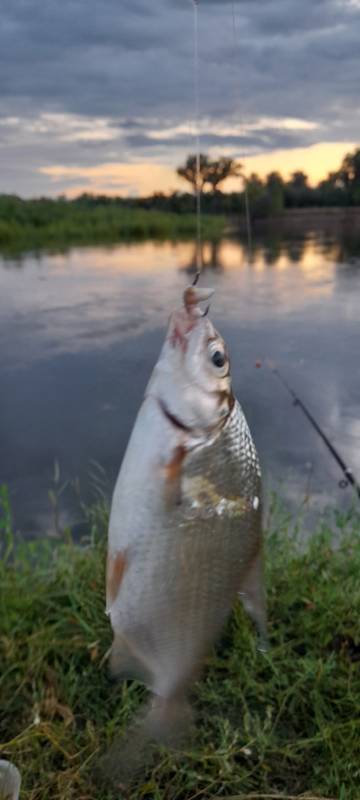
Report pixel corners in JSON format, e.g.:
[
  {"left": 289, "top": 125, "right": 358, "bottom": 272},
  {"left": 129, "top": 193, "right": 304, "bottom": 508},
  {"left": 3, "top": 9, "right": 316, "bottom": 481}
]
[{"left": 107, "top": 285, "right": 266, "bottom": 739}]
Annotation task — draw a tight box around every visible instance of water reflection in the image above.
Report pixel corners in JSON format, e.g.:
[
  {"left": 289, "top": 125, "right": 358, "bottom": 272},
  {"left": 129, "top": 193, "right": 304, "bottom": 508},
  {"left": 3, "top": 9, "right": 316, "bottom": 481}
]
[
  {"left": 179, "top": 240, "right": 224, "bottom": 277},
  {"left": 0, "top": 225, "right": 359, "bottom": 537}
]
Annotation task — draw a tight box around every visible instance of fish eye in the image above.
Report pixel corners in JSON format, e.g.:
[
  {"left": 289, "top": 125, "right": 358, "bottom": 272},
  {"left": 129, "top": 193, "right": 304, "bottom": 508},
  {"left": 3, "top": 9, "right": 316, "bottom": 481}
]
[{"left": 211, "top": 350, "right": 226, "bottom": 368}]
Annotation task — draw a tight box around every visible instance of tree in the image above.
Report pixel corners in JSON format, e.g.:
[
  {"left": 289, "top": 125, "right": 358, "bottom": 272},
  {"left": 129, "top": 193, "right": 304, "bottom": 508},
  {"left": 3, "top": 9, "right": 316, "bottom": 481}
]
[
  {"left": 205, "top": 157, "right": 243, "bottom": 192},
  {"left": 266, "top": 171, "right": 284, "bottom": 189},
  {"left": 288, "top": 171, "right": 308, "bottom": 190},
  {"left": 177, "top": 154, "right": 211, "bottom": 193},
  {"left": 177, "top": 154, "right": 242, "bottom": 194},
  {"left": 245, "top": 173, "right": 268, "bottom": 218},
  {"left": 337, "top": 148, "right": 360, "bottom": 204},
  {"left": 266, "top": 172, "right": 284, "bottom": 214},
  {"left": 317, "top": 171, "right": 346, "bottom": 207},
  {"left": 285, "top": 171, "right": 311, "bottom": 208},
  {"left": 246, "top": 173, "right": 265, "bottom": 206}
]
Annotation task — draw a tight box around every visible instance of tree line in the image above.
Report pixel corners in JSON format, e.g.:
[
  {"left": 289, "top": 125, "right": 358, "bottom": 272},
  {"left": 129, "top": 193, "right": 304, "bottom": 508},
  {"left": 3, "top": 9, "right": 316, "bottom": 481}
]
[
  {"left": 0, "top": 147, "right": 359, "bottom": 223},
  {"left": 70, "top": 146, "right": 359, "bottom": 218},
  {"left": 172, "top": 148, "right": 360, "bottom": 217}
]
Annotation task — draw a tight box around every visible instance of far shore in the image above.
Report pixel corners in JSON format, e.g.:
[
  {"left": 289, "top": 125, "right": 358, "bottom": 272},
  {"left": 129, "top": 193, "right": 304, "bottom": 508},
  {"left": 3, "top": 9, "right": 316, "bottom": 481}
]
[
  {"left": 1, "top": 199, "right": 360, "bottom": 256},
  {"left": 234, "top": 205, "right": 360, "bottom": 234}
]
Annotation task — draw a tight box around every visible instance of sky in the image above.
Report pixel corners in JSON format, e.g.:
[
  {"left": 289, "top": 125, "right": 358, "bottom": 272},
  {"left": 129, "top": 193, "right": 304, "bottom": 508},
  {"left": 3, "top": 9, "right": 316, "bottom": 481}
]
[{"left": 1, "top": 0, "right": 359, "bottom": 198}]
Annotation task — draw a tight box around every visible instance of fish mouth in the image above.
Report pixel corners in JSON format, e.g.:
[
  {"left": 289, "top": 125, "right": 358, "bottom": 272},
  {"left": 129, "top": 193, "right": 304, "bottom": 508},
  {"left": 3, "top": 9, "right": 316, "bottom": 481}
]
[
  {"left": 168, "top": 286, "right": 214, "bottom": 352},
  {"left": 183, "top": 286, "right": 214, "bottom": 317}
]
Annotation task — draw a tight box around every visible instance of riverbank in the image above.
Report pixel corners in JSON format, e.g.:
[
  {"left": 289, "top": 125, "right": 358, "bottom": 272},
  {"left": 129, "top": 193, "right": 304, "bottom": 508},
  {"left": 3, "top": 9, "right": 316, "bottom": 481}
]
[
  {"left": 228, "top": 206, "right": 360, "bottom": 238},
  {"left": 0, "top": 197, "right": 225, "bottom": 251},
  {"left": 1, "top": 490, "right": 359, "bottom": 799},
  {"left": 1, "top": 197, "right": 360, "bottom": 254}
]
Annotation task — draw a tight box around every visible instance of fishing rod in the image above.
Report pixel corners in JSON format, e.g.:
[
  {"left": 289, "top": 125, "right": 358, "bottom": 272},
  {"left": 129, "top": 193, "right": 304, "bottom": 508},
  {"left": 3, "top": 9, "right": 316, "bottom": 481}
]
[{"left": 267, "top": 361, "right": 360, "bottom": 500}]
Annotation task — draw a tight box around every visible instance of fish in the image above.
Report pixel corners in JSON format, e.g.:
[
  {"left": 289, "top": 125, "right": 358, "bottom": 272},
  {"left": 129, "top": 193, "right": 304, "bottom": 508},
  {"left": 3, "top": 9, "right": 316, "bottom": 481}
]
[{"left": 106, "top": 285, "right": 266, "bottom": 744}]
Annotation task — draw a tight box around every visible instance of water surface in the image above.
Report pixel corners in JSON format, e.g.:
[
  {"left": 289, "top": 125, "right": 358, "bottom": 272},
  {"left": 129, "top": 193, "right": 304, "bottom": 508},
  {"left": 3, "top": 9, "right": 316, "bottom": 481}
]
[{"left": 1, "top": 228, "right": 359, "bottom": 536}]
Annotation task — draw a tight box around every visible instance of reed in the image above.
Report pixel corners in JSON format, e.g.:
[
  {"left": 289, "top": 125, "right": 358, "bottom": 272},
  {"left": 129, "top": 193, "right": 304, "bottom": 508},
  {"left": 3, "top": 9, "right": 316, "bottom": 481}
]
[{"left": 0, "top": 197, "right": 225, "bottom": 250}]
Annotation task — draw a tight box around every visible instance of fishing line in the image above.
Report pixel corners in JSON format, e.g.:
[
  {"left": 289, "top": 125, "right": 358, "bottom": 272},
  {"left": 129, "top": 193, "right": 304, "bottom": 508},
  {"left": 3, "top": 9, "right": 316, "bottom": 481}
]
[
  {"left": 231, "top": 0, "right": 253, "bottom": 259},
  {"left": 267, "top": 361, "right": 360, "bottom": 500},
  {"left": 192, "top": 0, "right": 202, "bottom": 280}
]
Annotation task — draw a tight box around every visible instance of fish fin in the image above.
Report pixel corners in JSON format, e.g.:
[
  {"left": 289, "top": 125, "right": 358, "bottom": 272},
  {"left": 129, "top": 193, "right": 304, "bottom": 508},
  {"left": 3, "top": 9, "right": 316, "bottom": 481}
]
[
  {"left": 163, "top": 477, "right": 182, "bottom": 509},
  {"left": 96, "top": 725, "right": 157, "bottom": 787},
  {"left": 141, "top": 693, "right": 193, "bottom": 745},
  {"left": 106, "top": 549, "right": 128, "bottom": 610},
  {"left": 108, "top": 633, "right": 153, "bottom": 686},
  {"left": 163, "top": 445, "right": 186, "bottom": 508},
  {"left": 97, "top": 695, "right": 193, "bottom": 787},
  {"left": 239, "top": 550, "right": 268, "bottom": 652}
]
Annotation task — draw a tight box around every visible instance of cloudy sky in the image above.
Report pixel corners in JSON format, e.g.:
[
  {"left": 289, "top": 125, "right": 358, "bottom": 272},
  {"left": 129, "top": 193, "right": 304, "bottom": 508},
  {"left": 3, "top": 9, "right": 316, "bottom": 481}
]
[{"left": 1, "top": 0, "right": 359, "bottom": 197}]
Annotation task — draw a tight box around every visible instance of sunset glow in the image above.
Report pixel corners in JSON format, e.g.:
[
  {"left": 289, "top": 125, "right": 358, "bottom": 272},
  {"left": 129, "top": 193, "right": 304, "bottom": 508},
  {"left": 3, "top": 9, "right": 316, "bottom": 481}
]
[
  {"left": 40, "top": 140, "right": 357, "bottom": 198},
  {"left": 1, "top": 0, "right": 359, "bottom": 197},
  {"left": 228, "top": 141, "right": 358, "bottom": 189}
]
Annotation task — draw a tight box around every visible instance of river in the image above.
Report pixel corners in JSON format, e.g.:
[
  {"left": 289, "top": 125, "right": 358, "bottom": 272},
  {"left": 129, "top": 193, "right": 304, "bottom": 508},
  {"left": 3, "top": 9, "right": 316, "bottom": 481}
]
[{"left": 1, "top": 224, "right": 359, "bottom": 537}]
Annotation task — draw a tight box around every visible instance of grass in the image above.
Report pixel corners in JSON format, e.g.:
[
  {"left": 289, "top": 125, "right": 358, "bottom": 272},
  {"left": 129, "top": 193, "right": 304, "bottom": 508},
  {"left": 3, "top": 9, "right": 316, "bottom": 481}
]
[
  {"left": 0, "top": 197, "right": 225, "bottom": 252},
  {"left": 0, "top": 486, "right": 360, "bottom": 799}
]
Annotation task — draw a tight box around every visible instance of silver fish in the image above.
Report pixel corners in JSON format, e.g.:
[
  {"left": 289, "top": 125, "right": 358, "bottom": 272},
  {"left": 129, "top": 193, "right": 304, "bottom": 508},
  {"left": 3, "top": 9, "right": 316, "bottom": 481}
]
[{"left": 106, "top": 286, "right": 266, "bottom": 740}]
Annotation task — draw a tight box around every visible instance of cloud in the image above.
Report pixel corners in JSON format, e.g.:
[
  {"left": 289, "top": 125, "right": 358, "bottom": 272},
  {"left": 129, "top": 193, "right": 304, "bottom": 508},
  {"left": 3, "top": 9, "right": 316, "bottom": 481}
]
[
  {"left": 0, "top": 0, "right": 359, "bottom": 195},
  {"left": 0, "top": 113, "right": 120, "bottom": 144},
  {"left": 40, "top": 162, "right": 184, "bottom": 197}
]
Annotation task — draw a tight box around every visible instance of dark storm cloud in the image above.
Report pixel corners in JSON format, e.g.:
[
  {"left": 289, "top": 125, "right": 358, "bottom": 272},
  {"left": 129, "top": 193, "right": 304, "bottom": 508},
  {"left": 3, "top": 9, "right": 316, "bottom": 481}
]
[
  {"left": 124, "top": 127, "right": 318, "bottom": 153},
  {"left": 0, "top": 0, "right": 359, "bottom": 195},
  {"left": 1, "top": 0, "right": 358, "bottom": 118}
]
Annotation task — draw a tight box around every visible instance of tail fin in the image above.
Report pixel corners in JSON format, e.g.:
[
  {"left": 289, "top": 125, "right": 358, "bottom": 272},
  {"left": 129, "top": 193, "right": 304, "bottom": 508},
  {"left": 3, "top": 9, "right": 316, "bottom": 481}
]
[
  {"left": 97, "top": 694, "right": 193, "bottom": 787},
  {"left": 142, "top": 694, "right": 193, "bottom": 746}
]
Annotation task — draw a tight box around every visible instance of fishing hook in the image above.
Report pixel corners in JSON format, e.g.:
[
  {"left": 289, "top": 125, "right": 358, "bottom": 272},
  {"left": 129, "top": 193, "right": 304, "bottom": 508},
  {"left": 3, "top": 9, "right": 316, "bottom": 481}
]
[{"left": 192, "top": 271, "right": 200, "bottom": 286}]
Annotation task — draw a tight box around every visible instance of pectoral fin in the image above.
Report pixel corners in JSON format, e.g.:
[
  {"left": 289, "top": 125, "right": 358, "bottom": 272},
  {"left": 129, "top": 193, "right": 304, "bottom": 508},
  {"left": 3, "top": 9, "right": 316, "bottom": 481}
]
[
  {"left": 239, "top": 550, "right": 268, "bottom": 652},
  {"left": 106, "top": 550, "right": 128, "bottom": 611},
  {"left": 163, "top": 445, "right": 186, "bottom": 509}
]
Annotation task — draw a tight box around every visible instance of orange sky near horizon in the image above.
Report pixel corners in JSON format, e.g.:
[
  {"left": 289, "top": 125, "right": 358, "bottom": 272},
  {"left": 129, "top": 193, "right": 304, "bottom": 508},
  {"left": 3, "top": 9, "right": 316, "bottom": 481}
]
[{"left": 41, "top": 141, "right": 357, "bottom": 198}]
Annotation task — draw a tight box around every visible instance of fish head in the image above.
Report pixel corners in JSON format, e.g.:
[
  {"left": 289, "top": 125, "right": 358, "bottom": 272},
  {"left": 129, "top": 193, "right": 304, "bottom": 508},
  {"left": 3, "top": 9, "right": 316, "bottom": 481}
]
[{"left": 149, "top": 286, "right": 234, "bottom": 432}]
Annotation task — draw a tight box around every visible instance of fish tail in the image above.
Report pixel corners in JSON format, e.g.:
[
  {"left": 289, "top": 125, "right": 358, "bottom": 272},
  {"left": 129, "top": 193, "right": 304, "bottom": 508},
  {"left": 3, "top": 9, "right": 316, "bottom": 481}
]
[
  {"left": 96, "top": 694, "right": 193, "bottom": 787},
  {"left": 141, "top": 692, "right": 193, "bottom": 746}
]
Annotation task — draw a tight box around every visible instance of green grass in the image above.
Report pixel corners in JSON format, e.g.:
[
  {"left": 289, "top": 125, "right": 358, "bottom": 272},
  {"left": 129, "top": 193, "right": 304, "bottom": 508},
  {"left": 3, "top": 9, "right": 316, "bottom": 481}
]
[
  {"left": 0, "top": 197, "right": 225, "bottom": 251},
  {"left": 1, "top": 487, "right": 360, "bottom": 799}
]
